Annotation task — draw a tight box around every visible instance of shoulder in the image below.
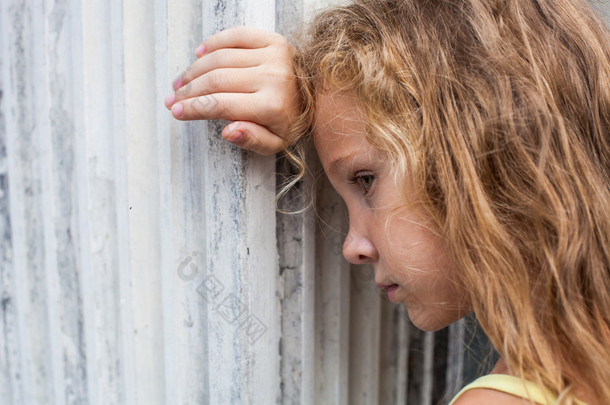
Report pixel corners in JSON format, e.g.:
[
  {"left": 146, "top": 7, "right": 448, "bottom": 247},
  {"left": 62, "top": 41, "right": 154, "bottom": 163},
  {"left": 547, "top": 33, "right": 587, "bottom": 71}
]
[
  {"left": 449, "top": 373, "right": 556, "bottom": 405},
  {"left": 451, "top": 387, "right": 537, "bottom": 405}
]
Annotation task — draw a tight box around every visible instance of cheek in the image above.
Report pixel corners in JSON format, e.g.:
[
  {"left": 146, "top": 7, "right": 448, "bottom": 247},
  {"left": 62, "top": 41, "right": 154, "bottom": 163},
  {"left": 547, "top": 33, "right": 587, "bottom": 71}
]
[{"left": 384, "top": 216, "right": 447, "bottom": 270}]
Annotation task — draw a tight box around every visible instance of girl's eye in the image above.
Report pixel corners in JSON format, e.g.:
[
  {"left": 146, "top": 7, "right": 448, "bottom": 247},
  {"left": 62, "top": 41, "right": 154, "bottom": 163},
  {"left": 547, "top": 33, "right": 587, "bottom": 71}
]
[{"left": 354, "top": 174, "right": 375, "bottom": 195}]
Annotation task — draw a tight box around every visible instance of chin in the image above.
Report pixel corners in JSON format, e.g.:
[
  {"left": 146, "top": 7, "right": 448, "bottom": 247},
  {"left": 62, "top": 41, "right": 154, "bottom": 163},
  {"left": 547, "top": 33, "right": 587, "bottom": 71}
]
[{"left": 406, "top": 307, "right": 459, "bottom": 332}]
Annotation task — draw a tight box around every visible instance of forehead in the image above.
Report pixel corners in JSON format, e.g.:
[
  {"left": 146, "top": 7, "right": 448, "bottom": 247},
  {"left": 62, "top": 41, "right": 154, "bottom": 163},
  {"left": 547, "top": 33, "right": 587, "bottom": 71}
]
[
  {"left": 313, "top": 91, "right": 371, "bottom": 165},
  {"left": 314, "top": 90, "right": 362, "bottom": 131}
]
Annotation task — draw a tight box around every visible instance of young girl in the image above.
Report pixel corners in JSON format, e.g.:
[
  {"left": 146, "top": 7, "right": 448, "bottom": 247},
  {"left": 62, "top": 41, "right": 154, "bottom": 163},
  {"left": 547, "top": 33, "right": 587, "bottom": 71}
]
[{"left": 165, "top": 0, "right": 610, "bottom": 403}]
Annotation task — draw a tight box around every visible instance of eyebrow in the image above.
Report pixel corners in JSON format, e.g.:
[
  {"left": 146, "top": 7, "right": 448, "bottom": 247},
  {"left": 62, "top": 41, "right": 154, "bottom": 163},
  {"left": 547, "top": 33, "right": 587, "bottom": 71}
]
[{"left": 328, "top": 152, "right": 357, "bottom": 172}]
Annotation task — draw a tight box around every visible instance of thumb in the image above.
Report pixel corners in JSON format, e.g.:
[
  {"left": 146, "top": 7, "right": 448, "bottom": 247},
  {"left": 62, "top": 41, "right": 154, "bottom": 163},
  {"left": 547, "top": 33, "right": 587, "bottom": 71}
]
[{"left": 222, "top": 121, "right": 285, "bottom": 156}]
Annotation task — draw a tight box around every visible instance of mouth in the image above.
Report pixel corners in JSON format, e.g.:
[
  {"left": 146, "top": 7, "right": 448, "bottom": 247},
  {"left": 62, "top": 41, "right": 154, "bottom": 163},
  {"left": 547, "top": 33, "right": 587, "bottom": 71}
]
[{"left": 376, "top": 283, "right": 400, "bottom": 302}]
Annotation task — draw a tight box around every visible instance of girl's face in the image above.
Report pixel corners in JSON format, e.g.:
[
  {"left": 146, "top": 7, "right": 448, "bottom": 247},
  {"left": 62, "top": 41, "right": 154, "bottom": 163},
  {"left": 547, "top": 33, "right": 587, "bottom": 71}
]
[{"left": 314, "top": 92, "right": 470, "bottom": 331}]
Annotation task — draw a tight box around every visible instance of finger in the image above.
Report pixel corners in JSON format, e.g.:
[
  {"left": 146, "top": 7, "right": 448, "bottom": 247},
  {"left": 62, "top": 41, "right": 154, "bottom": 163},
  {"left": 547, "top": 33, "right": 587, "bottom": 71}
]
[
  {"left": 168, "top": 67, "right": 260, "bottom": 107},
  {"left": 170, "top": 93, "right": 261, "bottom": 123},
  {"left": 196, "top": 26, "right": 283, "bottom": 57},
  {"left": 222, "top": 121, "right": 284, "bottom": 156},
  {"left": 174, "top": 49, "right": 264, "bottom": 90}
]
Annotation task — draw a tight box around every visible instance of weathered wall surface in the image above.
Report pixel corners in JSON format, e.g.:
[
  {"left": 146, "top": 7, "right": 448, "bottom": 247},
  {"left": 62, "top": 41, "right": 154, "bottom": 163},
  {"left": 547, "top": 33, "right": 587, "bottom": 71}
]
[{"left": 9, "top": 0, "right": 606, "bottom": 404}]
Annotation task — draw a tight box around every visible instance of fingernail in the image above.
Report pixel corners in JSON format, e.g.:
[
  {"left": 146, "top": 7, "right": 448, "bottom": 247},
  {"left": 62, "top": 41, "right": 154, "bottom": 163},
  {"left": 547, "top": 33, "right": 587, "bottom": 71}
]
[
  {"left": 195, "top": 43, "right": 206, "bottom": 57},
  {"left": 172, "top": 76, "right": 183, "bottom": 90},
  {"left": 171, "top": 103, "right": 183, "bottom": 117},
  {"left": 164, "top": 94, "right": 176, "bottom": 108},
  {"left": 227, "top": 130, "right": 243, "bottom": 143},
  {"left": 225, "top": 123, "right": 243, "bottom": 143}
]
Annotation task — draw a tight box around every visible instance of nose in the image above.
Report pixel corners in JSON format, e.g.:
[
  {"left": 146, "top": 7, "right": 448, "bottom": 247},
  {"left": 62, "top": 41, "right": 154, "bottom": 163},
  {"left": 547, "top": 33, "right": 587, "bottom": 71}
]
[{"left": 342, "top": 229, "right": 378, "bottom": 264}]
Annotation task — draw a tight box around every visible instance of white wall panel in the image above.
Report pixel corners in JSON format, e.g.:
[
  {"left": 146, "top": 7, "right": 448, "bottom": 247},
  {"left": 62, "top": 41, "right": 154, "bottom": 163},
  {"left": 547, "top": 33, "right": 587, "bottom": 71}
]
[
  {"left": 0, "top": 0, "right": 496, "bottom": 404},
  {"left": 348, "top": 265, "right": 380, "bottom": 405},
  {"left": 165, "top": 1, "right": 208, "bottom": 404},
  {"left": 314, "top": 174, "right": 350, "bottom": 405},
  {"left": 378, "top": 302, "right": 410, "bottom": 405},
  {"left": 4, "top": 1, "right": 54, "bottom": 403},
  {"left": 79, "top": 1, "right": 127, "bottom": 404},
  {"left": 0, "top": 4, "right": 22, "bottom": 405}
]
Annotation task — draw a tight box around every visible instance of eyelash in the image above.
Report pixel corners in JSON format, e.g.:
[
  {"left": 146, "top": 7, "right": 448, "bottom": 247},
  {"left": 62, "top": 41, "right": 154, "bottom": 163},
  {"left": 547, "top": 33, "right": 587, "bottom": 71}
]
[{"left": 350, "top": 172, "right": 376, "bottom": 195}]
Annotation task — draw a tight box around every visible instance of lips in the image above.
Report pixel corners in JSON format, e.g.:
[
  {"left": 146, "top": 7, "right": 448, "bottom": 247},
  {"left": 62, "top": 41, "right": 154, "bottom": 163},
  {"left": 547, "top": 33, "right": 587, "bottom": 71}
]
[{"left": 376, "top": 283, "right": 400, "bottom": 302}]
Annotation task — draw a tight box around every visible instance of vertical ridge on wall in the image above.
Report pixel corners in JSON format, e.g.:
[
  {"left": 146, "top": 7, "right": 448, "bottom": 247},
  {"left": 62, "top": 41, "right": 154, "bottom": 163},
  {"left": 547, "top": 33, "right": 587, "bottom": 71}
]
[
  {"left": 445, "top": 318, "right": 466, "bottom": 400},
  {"left": 275, "top": 151, "right": 319, "bottom": 405},
  {"left": 200, "top": 1, "right": 279, "bottom": 403},
  {"left": 0, "top": 1, "right": 21, "bottom": 403},
  {"left": 200, "top": 2, "right": 243, "bottom": 399},
  {"left": 239, "top": 2, "right": 283, "bottom": 403},
  {"left": 166, "top": 0, "right": 212, "bottom": 403},
  {"left": 275, "top": 4, "right": 317, "bottom": 405},
  {"left": 421, "top": 331, "right": 435, "bottom": 405},
  {"left": 315, "top": 173, "right": 351, "bottom": 405},
  {"left": 378, "top": 301, "right": 410, "bottom": 404},
  {"left": 36, "top": 1, "right": 72, "bottom": 403},
  {"left": 70, "top": 0, "right": 96, "bottom": 402},
  {"left": 348, "top": 265, "right": 381, "bottom": 405},
  {"left": 79, "top": 0, "right": 126, "bottom": 403},
  {"left": 156, "top": 0, "right": 177, "bottom": 403},
  {"left": 123, "top": 0, "right": 167, "bottom": 402},
  {"left": 4, "top": 1, "right": 52, "bottom": 403},
  {"left": 107, "top": 0, "right": 136, "bottom": 402}
]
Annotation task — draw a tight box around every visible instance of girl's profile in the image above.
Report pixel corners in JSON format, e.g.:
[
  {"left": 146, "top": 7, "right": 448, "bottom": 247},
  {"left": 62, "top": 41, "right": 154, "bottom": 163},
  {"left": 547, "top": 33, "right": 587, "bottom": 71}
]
[{"left": 166, "top": 0, "right": 610, "bottom": 403}]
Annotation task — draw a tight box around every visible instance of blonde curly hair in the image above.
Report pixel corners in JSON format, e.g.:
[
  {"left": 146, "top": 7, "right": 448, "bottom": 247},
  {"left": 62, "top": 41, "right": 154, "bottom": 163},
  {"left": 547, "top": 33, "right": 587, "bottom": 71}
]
[{"left": 282, "top": 0, "right": 610, "bottom": 403}]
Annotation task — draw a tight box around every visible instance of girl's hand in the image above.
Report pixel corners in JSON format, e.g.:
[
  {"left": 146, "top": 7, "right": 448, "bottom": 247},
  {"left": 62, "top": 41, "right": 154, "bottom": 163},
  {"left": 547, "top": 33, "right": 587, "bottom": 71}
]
[{"left": 165, "top": 27, "right": 299, "bottom": 156}]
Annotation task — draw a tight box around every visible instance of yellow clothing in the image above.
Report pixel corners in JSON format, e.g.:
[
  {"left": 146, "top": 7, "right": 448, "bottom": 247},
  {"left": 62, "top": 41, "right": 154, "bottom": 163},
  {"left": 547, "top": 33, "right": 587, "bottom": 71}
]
[{"left": 448, "top": 374, "right": 587, "bottom": 404}]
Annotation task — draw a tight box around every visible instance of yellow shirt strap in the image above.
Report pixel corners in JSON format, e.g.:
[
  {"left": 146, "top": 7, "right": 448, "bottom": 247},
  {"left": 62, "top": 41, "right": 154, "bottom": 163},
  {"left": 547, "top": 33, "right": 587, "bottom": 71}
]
[{"left": 448, "top": 374, "right": 558, "bottom": 405}]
